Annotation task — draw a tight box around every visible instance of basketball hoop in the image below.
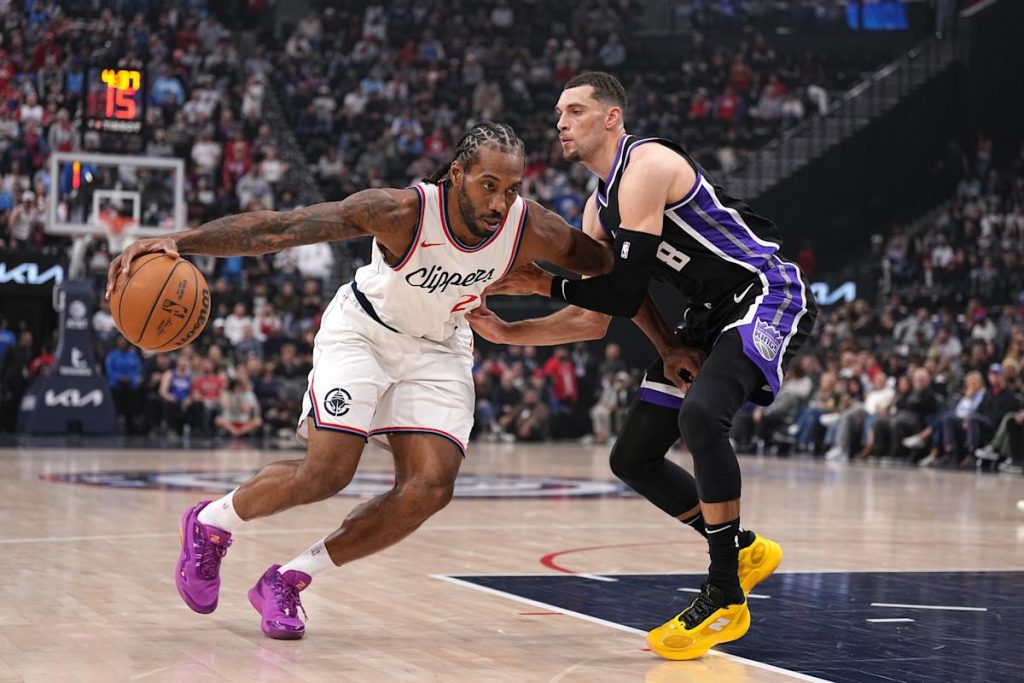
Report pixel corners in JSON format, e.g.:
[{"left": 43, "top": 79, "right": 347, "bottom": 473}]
[{"left": 98, "top": 207, "right": 138, "bottom": 255}]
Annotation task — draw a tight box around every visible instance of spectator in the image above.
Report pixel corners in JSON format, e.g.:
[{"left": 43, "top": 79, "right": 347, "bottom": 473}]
[
  {"left": 972, "top": 364, "right": 1024, "bottom": 467},
  {"left": 236, "top": 165, "right": 273, "bottom": 209},
  {"left": 873, "top": 368, "right": 941, "bottom": 461},
  {"left": 590, "top": 371, "right": 633, "bottom": 444},
  {"left": 0, "top": 319, "right": 15, "bottom": 364},
  {"left": 509, "top": 389, "right": 551, "bottom": 442},
  {"left": 492, "top": 370, "right": 524, "bottom": 439},
  {"left": 105, "top": 336, "right": 142, "bottom": 434},
  {"left": 599, "top": 343, "right": 627, "bottom": 377},
  {"left": 0, "top": 331, "right": 34, "bottom": 432},
  {"left": 92, "top": 300, "right": 117, "bottom": 349},
  {"left": 792, "top": 371, "right": 841, "bottom": 452},
  {"left": 828, "top": 373, "right": 893, "bottom": 461},
  {"left": 259, "top": 145, "right": 289, "bottom": 185},
  {"left": 8, "top": 190, "right": 40, "bottom": 248},
  {"left": 215, "top": 378, "right": 263, "bottom": 438},
  {"left": 189, "top": 357, "right": 226, "bottom": 435},
  {"left": 931, "top": 370, "right": 989, "bottom": 468},
  {"left": 158, "top": 356, "right": 195, "bottom": 436},
  {"left": 222, "top": 303, "right": 253, "bottom": 346}
]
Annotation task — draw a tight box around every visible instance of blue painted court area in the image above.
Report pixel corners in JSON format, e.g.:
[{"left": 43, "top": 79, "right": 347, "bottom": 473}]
[{"left": 446, "top": 571, "right": 1024, "bottom": 682}]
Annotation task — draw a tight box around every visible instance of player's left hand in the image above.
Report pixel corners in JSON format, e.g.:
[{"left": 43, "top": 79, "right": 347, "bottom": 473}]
[
  {"left": 662, "top": 344, "right": 707, "bottom": 391},
  {"left": 466, "top": 297, "right": 511, "bottom": 343},
  {"left": 484, "top": 262, "right": 552, "bottom": 298}
]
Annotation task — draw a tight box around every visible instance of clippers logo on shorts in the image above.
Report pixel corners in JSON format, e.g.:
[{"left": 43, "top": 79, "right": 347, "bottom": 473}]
[
  {"left": 753, "top": 318, "right": 783, "bottom": 361},
  {"left": 323, "top": 388, "right": 352, "bottom": 417}
]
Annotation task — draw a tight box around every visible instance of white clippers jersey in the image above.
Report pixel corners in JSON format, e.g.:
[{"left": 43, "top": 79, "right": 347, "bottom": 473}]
[{"left": 352, "top": 181, "right": 528, "bottom": 342}]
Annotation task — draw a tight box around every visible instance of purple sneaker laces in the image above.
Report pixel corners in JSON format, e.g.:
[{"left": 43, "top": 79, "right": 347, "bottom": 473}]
[
  {"left": 271, "top": 571, "right": 308, "bottom": 621},
  {"left": 196, "top": 530, "right": 231, "bottom": 580}
]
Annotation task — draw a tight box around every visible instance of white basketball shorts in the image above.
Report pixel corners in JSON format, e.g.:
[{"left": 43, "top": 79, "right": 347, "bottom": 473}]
[{"left": 297, "top": 283, "right": 475, "bottom": 454}]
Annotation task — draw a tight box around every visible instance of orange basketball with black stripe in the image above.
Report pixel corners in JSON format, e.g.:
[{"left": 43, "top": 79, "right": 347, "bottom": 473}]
[{"left": 110, "top": 254, "right": 211, "bottom": 352}]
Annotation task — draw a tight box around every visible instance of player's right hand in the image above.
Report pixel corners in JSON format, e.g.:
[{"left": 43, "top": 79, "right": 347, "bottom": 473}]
[
  {"left": 661, "top": 344, "right": 707, "bottom": 391},
  {"left": 466, "top": 297, "right": 511, "bottom": 343},
  {"left": 105, "top": 237, "right": 180, "bottom": 300}
]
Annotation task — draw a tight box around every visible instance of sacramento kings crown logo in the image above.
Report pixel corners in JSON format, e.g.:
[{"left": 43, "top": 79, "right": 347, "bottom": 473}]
[
  {"left": 753, "top": 318, "right": 783, "bottom": 361},
  {"left": 323, "top": 388, "right": 352, "bottom": 417}
]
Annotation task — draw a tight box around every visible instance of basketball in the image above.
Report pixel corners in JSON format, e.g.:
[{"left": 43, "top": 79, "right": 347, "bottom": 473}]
[{"left": 110, "top": 253, "right": 211, "bottom": 352}]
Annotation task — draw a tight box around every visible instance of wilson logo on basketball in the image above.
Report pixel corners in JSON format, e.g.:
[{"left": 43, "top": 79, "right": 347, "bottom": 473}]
[
  {"left": 171, "top": 288, "right": 211, "bottom": 347},
  {"left": 162, "top": 299, "right": 189, "bottom": 319}
]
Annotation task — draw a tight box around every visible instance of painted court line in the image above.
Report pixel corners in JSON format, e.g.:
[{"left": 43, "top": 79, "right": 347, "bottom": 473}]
[
  {"left": 437, "top": 568, "right": 1023, "bottom": 577},
  {"left": 866, "top": 618, "right": 915, "bottom": 623},
  {"left": 871, "top": 602, "right": 987, "bottom": 612},
  {"left": 678, "top": 587, "right": 770, "bottom": 599},
  {"left": 433, "top": 574, "right": 831, "bottom": 683},
  {"left": 577, "top": 573, "right": 618, "bottom": 582}
]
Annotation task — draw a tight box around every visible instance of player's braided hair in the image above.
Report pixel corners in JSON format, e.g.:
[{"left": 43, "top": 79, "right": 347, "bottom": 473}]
[{"left": 424, "top": 121, "right": 525, "bottom": 185}]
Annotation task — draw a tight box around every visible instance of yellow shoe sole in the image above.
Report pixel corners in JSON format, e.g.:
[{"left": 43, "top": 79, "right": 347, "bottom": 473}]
[
  {"left": 646, "top": 601, "right": 751, "bottom": 661},
  {"left": 738, "top": 534, "right": 782, "bottom": 595}
]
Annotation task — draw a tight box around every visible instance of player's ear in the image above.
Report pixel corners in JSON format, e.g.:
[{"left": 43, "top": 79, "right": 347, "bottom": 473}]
[
  {"left": 449, "top": 160, "right": 463, "bottom": 186},
  {"left": 606, "top": 106, "right": 622, "bottom": 130}
]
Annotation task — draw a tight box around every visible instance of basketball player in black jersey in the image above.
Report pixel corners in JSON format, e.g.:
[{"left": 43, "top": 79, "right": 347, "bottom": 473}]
[{"left": 469, "top": 72, "right": 817, "bottom": 660}]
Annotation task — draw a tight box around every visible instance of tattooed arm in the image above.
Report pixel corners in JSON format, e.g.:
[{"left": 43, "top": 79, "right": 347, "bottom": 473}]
[{"left": 106, "top": 188, "right": 416, "bottom": 299}]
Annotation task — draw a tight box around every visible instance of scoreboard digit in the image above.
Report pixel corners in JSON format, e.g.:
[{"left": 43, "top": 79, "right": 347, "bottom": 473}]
[{"left": 82, "top": 67, "right": 146, "bottom": 152}]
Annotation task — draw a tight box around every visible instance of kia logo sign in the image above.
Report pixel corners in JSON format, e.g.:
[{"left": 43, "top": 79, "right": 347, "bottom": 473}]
[
  {"left": 810, "top": 281, "right": 857, "bottom": 306},
  {"left": 0, "top": 262, "right": 64, "bottom": 286},
  {"left": 44, "top": 389, "right": 104, "bottom": 408}
]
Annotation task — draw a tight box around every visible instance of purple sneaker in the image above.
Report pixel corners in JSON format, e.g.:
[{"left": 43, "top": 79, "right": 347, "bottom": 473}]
[
  {"left": 176, "top": 501, "right": 232, "bottom": 614},
  {"left": 248, "top": 564, "right": 311, "bottom": 640}
]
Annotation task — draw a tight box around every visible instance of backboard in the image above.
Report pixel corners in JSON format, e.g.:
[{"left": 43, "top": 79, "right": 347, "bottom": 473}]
[{"left": 47, "top": 152, "right": 186, "bottom": 238}]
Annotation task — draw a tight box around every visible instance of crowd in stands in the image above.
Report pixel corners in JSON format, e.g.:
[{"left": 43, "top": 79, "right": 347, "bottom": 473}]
[
  {"left": 1, "top": 4, "right": 1022, "bottom": 473},
  {"left": 0, "top": 2, "right": 298, "bottom": 273},
  {"left": 729, "top": 137, "right": 1024, "bottom": 473},
  {"left": 273, "top": 0, "right": 879, "bottom": 222}
]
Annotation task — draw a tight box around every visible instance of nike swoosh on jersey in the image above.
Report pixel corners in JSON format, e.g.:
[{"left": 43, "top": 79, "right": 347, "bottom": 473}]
[
  {"left": 420, "top": 241, "right": 445, "bottom": 248},
  {"left": 733, "top": 283, "right": 754, "bottom": 303}
]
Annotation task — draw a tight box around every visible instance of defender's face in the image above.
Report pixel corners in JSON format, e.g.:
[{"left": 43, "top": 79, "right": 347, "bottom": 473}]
[
  {"left": 555, "top": 86, "right": 615, "bottom": 163},
  {"left": 451, "top": 146, "right": 524, "bottom": 239}
]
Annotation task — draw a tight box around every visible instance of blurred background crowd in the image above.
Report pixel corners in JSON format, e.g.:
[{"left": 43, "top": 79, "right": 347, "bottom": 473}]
[{"left": 0, "top": 0, "right": 1021, "bottom": 474}]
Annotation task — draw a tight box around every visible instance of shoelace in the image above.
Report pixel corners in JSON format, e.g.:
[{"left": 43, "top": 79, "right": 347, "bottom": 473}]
[
  {"left": 195, "top": 527, "right": 231, "bottom": 580},
  {"left": 680, "top": 586, "right": 719, "bottom": 629},
  {"left": 271, "top": 572, "right": 308, "bottom": 621}
]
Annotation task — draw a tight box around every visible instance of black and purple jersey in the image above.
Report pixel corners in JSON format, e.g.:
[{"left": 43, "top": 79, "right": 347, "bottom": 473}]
[{"left": 596, "top": 134, "right": 816, "bottom": 405}]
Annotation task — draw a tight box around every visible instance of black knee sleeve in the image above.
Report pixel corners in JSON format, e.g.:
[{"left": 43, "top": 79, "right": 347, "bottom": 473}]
[
  {"left": 608, "top": 397, "right": 700, "bottom": 517},
  {"left": 679, "top": 332, "right": 763, "bottom": 504}
]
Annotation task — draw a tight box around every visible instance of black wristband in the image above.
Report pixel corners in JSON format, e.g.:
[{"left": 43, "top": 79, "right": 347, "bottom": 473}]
[{"left": 550, "top": 276, "right": 568, "bottom": 301}]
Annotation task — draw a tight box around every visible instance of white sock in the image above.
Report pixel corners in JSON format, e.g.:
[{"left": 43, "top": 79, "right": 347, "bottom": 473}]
[
  {"left": 197, "top": 489, "right": 245, "bottom": 532},
  {"left": 279, "top": 539, "right": 336, "bottom": 579}
]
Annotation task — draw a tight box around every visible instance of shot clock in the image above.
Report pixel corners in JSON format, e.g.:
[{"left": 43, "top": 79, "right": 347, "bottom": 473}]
[{"left": 82, "top": 66, "right": 146, "bottom": 152}]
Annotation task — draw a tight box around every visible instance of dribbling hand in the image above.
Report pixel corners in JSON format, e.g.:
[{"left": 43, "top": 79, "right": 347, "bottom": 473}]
[{"left": 105, "top": 237, "right": 180, "bottom": 301}]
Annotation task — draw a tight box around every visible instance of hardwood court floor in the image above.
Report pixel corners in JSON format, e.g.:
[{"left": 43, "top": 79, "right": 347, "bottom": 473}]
[{"left": 1, "top": 441, "right": 1022, "bottom": 682}]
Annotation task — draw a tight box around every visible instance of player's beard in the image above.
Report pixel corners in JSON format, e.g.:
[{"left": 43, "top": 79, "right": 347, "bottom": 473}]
[
  {"left": 562, "top": 147, "right": 583, "bottom": 162},
  {"left": 457, "top": 182, "right": 497, "bottom": 240}
]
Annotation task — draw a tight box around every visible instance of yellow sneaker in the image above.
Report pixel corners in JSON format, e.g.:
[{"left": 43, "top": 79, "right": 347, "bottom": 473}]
[
  {"left": 738, "top": 532, "right": 782, "bottom": 595},
  {"left": 646, "top": 583, "right": 751, "bottom": 661}
]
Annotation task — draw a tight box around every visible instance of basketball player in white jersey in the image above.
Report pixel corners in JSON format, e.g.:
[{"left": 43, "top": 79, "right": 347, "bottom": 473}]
[{"left": 105, "top": 122, "right": 683, "bottom": 641}]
